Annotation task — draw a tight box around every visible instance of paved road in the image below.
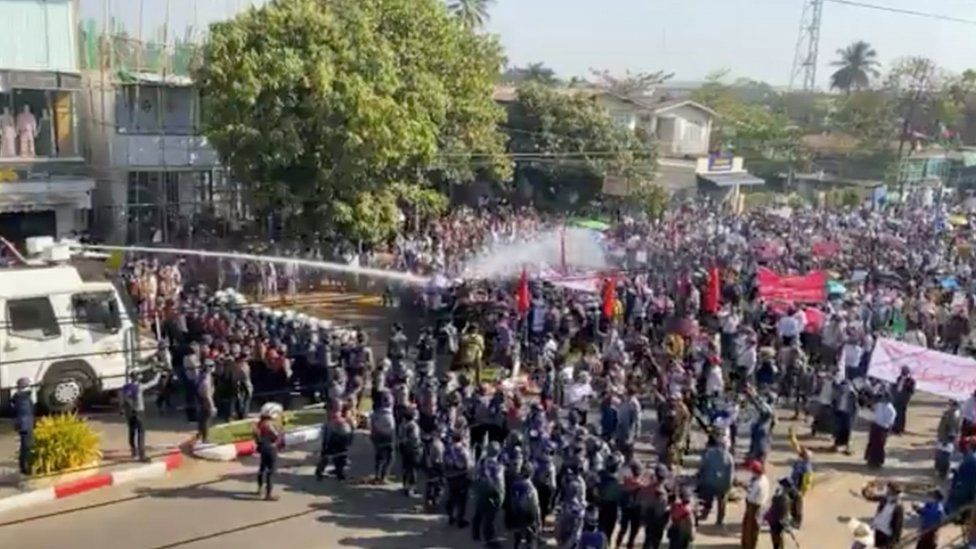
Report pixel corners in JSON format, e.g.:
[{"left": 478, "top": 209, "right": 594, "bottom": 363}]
[
  {"left": 0, "top": 388, "right": 964, "bottom": 549},
  {"left": 0, "top": 290, "right": 968, "bottom": 547}
]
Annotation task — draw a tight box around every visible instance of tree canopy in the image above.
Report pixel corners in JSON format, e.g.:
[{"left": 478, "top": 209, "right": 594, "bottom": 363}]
[
  {"left": 447, "top": 0, "right": 495, "bottom": 29},
  {"left": 505, "top": 83, "right": 655, "bottom": 208},
  {"left": 830, "top": 40, "right": 881, "bottom": 94},
  {"left": 196, "top": 0, "right": 509, "bottom": 243},
  {"left": 691, "top": 73, "right": 793, "bottom": 155}
]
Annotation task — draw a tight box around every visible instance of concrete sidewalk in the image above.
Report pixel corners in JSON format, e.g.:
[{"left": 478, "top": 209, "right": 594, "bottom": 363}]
[{"left": 0, "top": 410, "right": 195, "bottom": 498}]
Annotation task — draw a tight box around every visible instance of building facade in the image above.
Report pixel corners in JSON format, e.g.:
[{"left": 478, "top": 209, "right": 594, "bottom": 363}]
[
  {"left": 0, "top": 0, "right": 94, "bottom": 244},
  {"left": 82, "top": 73, "right": 242, "bottom": 244}
]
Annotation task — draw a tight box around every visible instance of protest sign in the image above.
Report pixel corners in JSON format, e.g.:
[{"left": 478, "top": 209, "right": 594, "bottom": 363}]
[
  {"left": 756, "top": 268, "right": 826, "bottom": 303},
  {"left": 868, "top": 338, "right": 976, "bottom": 402}
]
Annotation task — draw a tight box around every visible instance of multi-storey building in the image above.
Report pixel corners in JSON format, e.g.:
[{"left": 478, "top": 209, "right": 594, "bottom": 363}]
[{"left": 0, "top": 0, "right": 94, "bottom": 244}]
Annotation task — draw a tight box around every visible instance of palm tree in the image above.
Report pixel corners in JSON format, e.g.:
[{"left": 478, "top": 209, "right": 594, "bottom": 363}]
[
  {"left": 448, "top": 0, "right": 495, "bottom": 29},
  {"left": 522, "top": 63, "right": 558, "bottom": 85},
  {"left": 830, "top": 40, "right": 881, "bottom": 94}
]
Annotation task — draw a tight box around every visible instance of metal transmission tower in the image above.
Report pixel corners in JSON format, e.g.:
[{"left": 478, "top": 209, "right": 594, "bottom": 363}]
[{"left": 789, "top": 0, "right": 825, "bottom": 91}]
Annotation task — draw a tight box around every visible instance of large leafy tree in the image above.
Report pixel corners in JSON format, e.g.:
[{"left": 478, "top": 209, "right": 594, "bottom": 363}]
[
  {"left": 196, "top": 0, "right": 509, "bottom": 243},
  {"left": 505, "top": 83, "right": 656, "bottom": 208},
  {"left": 830, "top": 41, "right": 881, "bottom": 94},
  {"left": 692, "top": 73, "right": 793, "bottom": 154},
  {"left": 447, "top": 0, "right": 495, "bottom": 29}
]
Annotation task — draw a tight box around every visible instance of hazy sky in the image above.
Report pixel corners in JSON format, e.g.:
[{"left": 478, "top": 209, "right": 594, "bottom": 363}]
[{"left": 80, "top": 0, "right": 976, "bottom": 88}]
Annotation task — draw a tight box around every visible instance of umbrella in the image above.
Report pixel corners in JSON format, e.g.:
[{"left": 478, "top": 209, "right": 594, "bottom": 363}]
[
  {"left": 570, "top": 218, "right": 611, "bottom": 231},
  {"left": 827, "top": 280, "right": 846, "bottom": 296}
]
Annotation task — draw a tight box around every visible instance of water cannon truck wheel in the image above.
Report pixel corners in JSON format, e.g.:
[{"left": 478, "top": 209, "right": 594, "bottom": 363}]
[{"left": 39, "top": 366, "right": 94, "bottom": 413}]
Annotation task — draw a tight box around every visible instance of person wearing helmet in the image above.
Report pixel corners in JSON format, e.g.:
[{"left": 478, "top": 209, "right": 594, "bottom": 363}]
[
  {"left": 12, "top": 377, "right": 34, "bottom": 475},
  {"left": 315, "top": 408, "right": 354, "bottom": 482},
  {"left": 397, "top": 406, "right": 423, "bottom": 497},
  {"left": 196, "top": 360, "right": 216, "bottom": 443},
  {"left": 121, "top": 368, "right": 161, "bottom": 462},
  {"left": 253, "top": 405, "right": 282, "bottom": 500},
  {"left": 370, "top": 389, "right": 397, "bottom": 484}
]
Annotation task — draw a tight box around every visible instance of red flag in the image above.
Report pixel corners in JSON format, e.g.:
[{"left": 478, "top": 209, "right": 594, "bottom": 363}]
[
  {"left": 516, "top": 267, "right": 531, "bottom": 316},
  {"left": 602, "top": 275, "right": 617, "bottom": 318},
  {"left": 703, "top": 266, "right": 720, "bottom": 314}
]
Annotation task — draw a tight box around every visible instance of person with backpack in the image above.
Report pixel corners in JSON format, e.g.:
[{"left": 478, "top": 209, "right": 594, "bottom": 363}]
[
  {"left": 509, "top": 464, "right": 541, "bottom": 549},
  {"left": 397, "top": 406, "right": 423, "bottom": 497},
  {"left": 472, "top": 441, "right": 505, "bottom": 548},
  {"left": 697, "top": 434, "right": 734, "bottom": 525},
  {"left": 531, "top": 444, "right": 558, "bottom": 525},
  {"left": 445, "top": 431, "right": 473, "bottom": 528},
  {"left": 595, "top": 453, "right": 623, "bottom": 541},
  {"left": 370, "top": 389, "right": 397, "bottom": 484},
  {"left": 578, "top": 505, "right": 609, "bottom": 549},
  {"left": 666, "top": 489, "right": 695, "bottom": 549},
  {"left": 424, "top": 427, "right": 446, "bottom": 511},
  {"left": 616, "top": 460, "right": 645, "bottom": 549},
  {"left": 315, "top": 408, "right": 353, "bottom": 481},
  {"left": 640, "top": 470, "right": 671, "bottom": 549}
]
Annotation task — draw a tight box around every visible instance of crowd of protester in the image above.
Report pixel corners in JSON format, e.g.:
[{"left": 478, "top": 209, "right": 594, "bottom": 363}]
[{"left": 111, "top": 193, "right": 976, "bottom": 548}]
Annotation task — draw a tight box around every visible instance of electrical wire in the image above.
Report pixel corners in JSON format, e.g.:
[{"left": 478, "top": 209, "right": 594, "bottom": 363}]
[{"left": 825, "top": 0, "right": 976, "bottom": 25}]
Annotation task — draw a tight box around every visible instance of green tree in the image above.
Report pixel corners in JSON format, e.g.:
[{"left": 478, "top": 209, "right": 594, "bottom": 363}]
[
  {"left": 506, "top": 83, "right": 655, "bottom": 208},
  {"left": 196, "top": 0, "right": 509, "bottom": 244},
  {"left": 831, "top": 90, "right": 899, "bottom": 151},
  {"left": 830, "top": 41, "right": 881, "bottom": 94},
  {"left": 589, "top": 68, "right": 673, "bottom": 97},
  {"left": 884, "top": 57, "right": 951, "bottom": 156},
  {"left": 447, "top": 0, "right": 495, "bottom": 29},
  {"left": 692, "top": 73, "right": 793, "bottom": 155}
]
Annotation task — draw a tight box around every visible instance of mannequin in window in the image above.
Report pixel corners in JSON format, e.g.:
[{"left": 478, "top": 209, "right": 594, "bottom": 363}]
[
  {"left": 15, "top": 104, "right": 38, "bottom": 158},
  {"left": 0, "top": 107, "right": 15, "bottom": 158}
]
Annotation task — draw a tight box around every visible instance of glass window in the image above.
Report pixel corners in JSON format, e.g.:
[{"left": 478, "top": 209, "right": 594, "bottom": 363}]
[
  {"left": 11, "top": 89, "right": 54, "bottom": 158},
  {"left": 72, "top": 292, "right": 120, "bottom": 332},
  {"left": 7, "top": 297, "right": 61, "bottom": 340}
]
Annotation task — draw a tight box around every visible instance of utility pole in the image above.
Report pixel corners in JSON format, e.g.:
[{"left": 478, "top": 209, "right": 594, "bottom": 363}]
[{"left": 789, "top": 0, "right": 824, "bottom": 92}]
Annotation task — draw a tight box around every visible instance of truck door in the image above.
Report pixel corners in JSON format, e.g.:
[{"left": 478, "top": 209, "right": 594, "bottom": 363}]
[{"left": 2, "top": 296, "right": 64, "bottom": 390}]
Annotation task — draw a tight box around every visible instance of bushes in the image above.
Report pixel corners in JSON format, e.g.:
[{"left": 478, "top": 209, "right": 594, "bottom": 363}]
[{"left": 28, "top": 413, "right": 102, "bottom": 476}]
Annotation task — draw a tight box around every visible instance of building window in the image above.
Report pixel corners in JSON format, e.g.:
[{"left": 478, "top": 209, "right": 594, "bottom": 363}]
[
  {"left": 610, "top": 112, "right": 632, "bottom": 128},
  {"left": 116, "top": 84, "right": 198, "bottom": 135},
  {"left": 0, "top": 89, "right": 78, "bottom": 160}
]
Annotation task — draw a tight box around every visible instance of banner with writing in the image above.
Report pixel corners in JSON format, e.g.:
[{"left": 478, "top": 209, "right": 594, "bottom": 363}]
[
  {"left": 756, "top": 268, "right": 826, "bottom": 303},
  {"left": 868, "top": 338, "right": 976, "bottom": 401}
]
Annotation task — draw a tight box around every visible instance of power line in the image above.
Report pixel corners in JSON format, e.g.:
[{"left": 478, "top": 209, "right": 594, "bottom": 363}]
[{"left": 824, "top": 0, "right": 976, "bottom": 25}]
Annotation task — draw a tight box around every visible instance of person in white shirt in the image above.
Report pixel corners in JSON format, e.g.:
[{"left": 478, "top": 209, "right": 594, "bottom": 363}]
[
  {"left": 703, "top": 356, "right": 725, "bottom": 399},
  {"left": 839, "top": 336, "right": 864, "bottom": 380},
  {"left": 776, "top": 308, "right": 802, "bottom": 345},
  {"left": 741, "top": 460, "right": 769, "bottom": 549},
  {"left": 865, "top": 392, "right": 898, "bottom": 469},
  {"left": 735, "top": 331, "right": 758, "bottom": 383}
]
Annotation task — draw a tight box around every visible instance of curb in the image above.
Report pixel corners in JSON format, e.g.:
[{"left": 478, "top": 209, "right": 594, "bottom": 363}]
[
  {"left": 191, "top": 425, "right": 322, "bottom": 461},
  {"left": 0, "top": 451, "right": 183, "bottom": 515}
]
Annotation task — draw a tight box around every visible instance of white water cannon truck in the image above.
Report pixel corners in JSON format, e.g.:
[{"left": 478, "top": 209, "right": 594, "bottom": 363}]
[{"left": 0, "top": 237, "right": 157, "bottom": 412}]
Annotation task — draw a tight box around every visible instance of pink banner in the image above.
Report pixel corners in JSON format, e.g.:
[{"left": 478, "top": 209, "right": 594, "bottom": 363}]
[
  {"left": 757, "top": 268, "right": 827, "bottom": 303},
  {"left": 868, "top": 338, "right": 976, "bottom": 401}
]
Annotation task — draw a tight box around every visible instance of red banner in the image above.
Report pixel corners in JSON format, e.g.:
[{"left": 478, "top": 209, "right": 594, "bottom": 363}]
[{"left": 757, "top": 268, "right": 826, "bottom": 303}]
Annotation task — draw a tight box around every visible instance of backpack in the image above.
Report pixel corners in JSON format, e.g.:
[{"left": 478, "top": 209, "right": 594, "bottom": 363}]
[
  {"left": 371, "top": 410, "right": 395, "bottom": 438},
  {"left": 510, "top": 479, "right": 535, "bottom": 515},
  {"left": 579, "top": 531, "right": 607, "bottom": 549}
]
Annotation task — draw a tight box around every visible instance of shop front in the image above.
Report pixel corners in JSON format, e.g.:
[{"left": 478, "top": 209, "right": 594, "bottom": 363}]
[{"left": 0, "top": 179, "right": 94, "bottom": 246}]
